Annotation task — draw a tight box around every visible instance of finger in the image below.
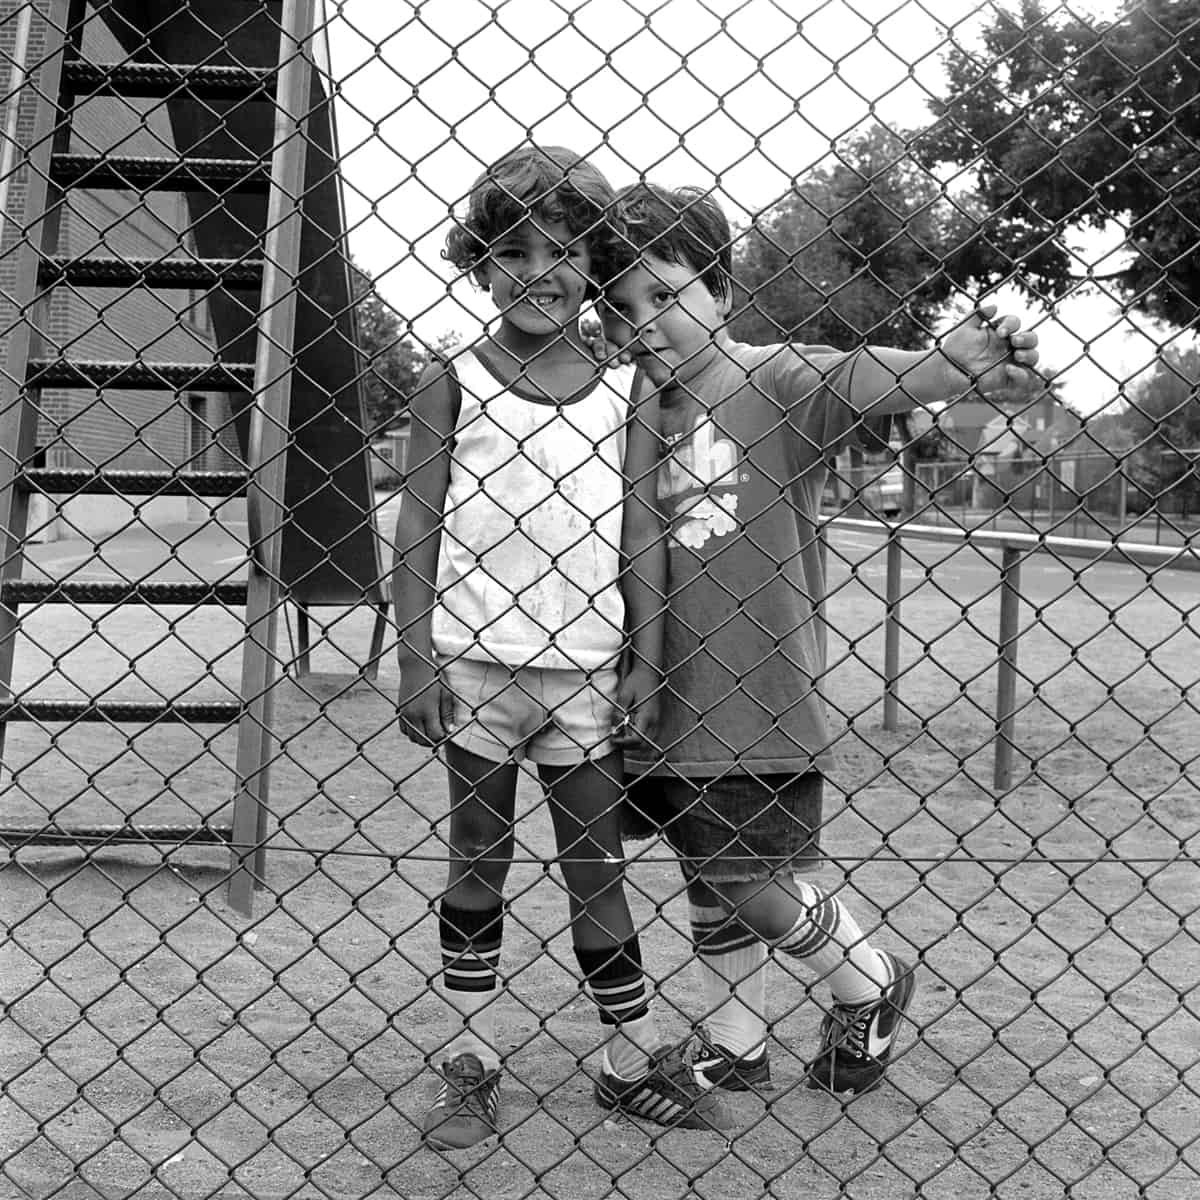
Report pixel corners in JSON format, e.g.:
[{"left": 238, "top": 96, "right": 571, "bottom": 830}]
[
  {"left": 611, "top": 713, "right": 649, "bottom": 750},
  {"left": 440, "top": 689, "right": 455, "bottom": 731},
  {"left": 1008, "top": 364, "right": 1041, "bottom": 388},
  {"left": 400, "top": 718, "right": 430, "bottom": 747}
]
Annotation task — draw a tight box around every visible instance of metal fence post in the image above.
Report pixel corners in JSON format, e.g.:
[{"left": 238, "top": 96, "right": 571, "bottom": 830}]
[
  {"left": 883, "top": 531, "right": 902, "bottom": 731},
  {"left": 994, "top": 544, "right": 1022, "bottom": 791}
]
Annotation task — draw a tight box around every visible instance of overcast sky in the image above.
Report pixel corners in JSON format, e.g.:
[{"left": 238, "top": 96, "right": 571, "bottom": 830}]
[{"left": 320, "top": 0, "right": 1188, "bottom": 415}]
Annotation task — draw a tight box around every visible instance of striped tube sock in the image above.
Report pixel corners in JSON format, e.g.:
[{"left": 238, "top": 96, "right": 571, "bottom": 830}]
[
  {"left": 438, "top": 900, "right": 503, "bottom": 1071},
  {"left": 691, "top": 900, "right": 769, "bottom": 1058},
  {"left": 575, "top": 939, "right": 656, "bottom": 1081},
  {"left": 773, "top": 881, "right": 890, "bottom": 1005}
]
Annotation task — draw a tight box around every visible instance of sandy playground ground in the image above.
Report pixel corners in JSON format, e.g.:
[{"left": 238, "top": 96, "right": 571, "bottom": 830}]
[{"left": 1, "top": 520, "right": 1198, "bottom": 1200}]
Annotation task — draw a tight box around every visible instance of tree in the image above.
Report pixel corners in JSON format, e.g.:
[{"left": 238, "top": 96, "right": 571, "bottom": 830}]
[
  {"left": 350, "top": 263, "right": 454, "bottom": 434},
  {"left": 731, "top": 126, "right": 978, "bottom": 350},
  {"left": 917, "top": 0, "right": 1200, "bottom": 328},
  {"left": 1120, "top": 347, "right": 1200, "bottom": 508}
]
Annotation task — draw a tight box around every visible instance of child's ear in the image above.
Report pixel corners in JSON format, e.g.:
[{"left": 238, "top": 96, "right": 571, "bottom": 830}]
[{"left": 472, "top": 261, "right": 492, "bottom": 291}]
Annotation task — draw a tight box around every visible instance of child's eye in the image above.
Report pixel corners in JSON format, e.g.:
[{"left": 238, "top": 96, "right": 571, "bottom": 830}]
[{"left": 653, "top": 290, "right": 675, "bottom": 306}]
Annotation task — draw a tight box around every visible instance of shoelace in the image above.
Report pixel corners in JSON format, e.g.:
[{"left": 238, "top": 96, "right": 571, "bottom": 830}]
[
  {"left": 659, "top": 1044, "right": 709, "bottom": 1097},
  {"left": 831, "top": 1003, "right": 873, "bottom": 1060},
  {"left": 445, "top": 1061, "right": 491, "bottom": 1116}
]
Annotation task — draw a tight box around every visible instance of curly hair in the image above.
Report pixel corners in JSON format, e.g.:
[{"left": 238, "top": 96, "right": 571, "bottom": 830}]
[
  {"left": 609, "top": 183, "right": 733, "bottom": 301},
  {"left": 444, "top": 145, "right": 623, "bottom": 299}
]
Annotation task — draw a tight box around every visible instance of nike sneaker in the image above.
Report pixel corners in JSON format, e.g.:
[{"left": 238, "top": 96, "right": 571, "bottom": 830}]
[
  {"left": 691, "top": 1026, "right": 771, "bottom": 1092},
  {"left": 806, "top": 951, "right": 916, "bottom": 1095}
]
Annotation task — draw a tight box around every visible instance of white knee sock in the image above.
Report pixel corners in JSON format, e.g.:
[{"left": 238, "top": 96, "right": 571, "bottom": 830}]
[
  {"left": 773, "top": 880, "right": 889, "bottom": 1006},
  {"left": 691, "top": 899, "right": 769, "bottom": 1057},
  {"left": 439, "top": 901, "right": 503, "bottom": 1070}
]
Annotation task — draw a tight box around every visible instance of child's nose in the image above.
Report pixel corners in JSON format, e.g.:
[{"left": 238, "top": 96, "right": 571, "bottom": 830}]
[{"left": 525, "top": 249, "right": 560, "bottom": 282}]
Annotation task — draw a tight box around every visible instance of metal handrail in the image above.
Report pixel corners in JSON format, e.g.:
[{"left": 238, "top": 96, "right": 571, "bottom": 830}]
[{"left": 820, "top": 515, "right": 1198, "bottom": 792}]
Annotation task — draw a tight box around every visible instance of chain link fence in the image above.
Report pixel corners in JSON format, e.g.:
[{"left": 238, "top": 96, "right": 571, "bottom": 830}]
[{"left": 1, "top": 1, "right": 1197, "bottom": 1197}]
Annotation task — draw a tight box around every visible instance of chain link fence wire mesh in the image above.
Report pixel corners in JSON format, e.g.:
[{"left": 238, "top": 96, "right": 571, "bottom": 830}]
[{"left": 1, "top": 0, "right": 1198, "bottom": 1197}]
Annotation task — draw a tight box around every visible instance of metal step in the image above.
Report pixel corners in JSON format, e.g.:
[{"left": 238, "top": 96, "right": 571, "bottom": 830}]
[
  {"left": 38, "top": 255, "right": 264, "bottom": 290},
  {"left": 0, "top": 699, "right": 242, "bottom": 724},
  {"left": 2, "top": 580, "right": 248, "bottom": 606},
  {"left": 26, "top": 358, "right": 255, "bottom": 391},
  {"left": 22, "top": 469, "right": 248, "bottom": 497},
  {"left": 0, "top": 824, "right": 234, "bottom": 848},
  {"left": 50, "top": 154, "right": 270, "bottom": 193},
  {"left": 64, "top": 60, "right": 275, "bottom": 100}
]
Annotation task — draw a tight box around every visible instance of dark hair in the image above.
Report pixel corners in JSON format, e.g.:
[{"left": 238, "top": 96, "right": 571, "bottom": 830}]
[
  {"left": 608, "top": 183, "right": 733, "bottom": 300},
  {"left": 444, "top": 145, "right": 621, "bottom": 299}
]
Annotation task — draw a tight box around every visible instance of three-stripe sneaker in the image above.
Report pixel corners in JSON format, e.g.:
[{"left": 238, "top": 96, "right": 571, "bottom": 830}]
[
  {"left": 595, "top": 1043, "right": 733, "bottom": 1131},
  {"left": 806, "top": 951, "right": 916, "bottom": 1095},
  {"left": 422, "top": 1053, "right": 501, "bottom": 1149},
  {"left": 691, "top": 1027, "right": 772, "bottom": 1092}
]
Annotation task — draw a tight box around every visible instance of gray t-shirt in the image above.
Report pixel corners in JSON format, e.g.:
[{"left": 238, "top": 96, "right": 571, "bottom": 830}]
[{"left": 630, "top": 339, "right": 866, "bottom": 777}]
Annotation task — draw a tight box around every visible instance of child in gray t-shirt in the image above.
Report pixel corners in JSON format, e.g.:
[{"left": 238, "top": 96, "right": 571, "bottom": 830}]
[{"left": 604, "top": 182, "right": 1040, "bottom": 1095}]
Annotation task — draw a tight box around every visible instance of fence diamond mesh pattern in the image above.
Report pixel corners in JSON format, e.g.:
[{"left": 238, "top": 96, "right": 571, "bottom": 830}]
[{"left": 1, "top": 1, "right": 1197, "bottom": 1198}]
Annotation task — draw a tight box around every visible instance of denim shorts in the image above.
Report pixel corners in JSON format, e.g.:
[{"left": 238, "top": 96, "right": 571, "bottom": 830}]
[{"left": 623, "top": 771, "right": 825, "bottom": 882}]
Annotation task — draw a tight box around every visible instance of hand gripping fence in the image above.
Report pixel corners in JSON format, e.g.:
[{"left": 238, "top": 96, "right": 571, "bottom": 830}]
[{"left": 0, "top": 2, "right": 1196, "bottom": 1198}]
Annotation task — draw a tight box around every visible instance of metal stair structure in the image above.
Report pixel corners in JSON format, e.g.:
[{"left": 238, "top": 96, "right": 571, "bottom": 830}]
[{"left": 0, "top": 0, "right": 324, "bottom": 914}]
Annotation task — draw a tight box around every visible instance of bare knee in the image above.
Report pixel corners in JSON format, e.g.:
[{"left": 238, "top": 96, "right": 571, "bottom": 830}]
[
  {"left": 447, "top": 815, "right": 512, "bottom": 898},
  {"left": 559, "top": 857, "right": 624, "bottom": 910},
  {"left": 711, "top": 878, "right": 801, "bottom": 943}
]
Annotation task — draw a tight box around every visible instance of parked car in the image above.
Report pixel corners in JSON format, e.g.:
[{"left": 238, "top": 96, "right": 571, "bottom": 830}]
[{"left": 879, "top": 464, "right": 904, "bottom": 517}]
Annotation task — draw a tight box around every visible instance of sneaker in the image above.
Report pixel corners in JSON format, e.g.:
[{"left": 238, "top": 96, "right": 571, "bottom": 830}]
[
  {"left": 595, "top": 1043, "right": 734, "bottom": 1131},
  {"left": 807, "top": 952, "right": 916, "bottom": 1095},
  {"left": 422, "top": 1053, "right": 501, "bottom": 1149},
  {"left": 690, "top": 1027, "right": 771, "bottom": 1092}
]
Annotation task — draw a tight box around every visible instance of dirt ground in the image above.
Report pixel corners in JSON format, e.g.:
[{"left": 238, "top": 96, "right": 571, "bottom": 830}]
[{"left": 2, "top": 524, "right": 1198, "bottom": 1200}]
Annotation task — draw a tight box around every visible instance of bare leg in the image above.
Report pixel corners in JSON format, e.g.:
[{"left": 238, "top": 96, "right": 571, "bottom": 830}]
[
  {"left": 434, "top": 744, "right": 519, "bottom": 1069},
  {"left": 706, "top": 874, "right": 889, "bottom": 1004},
  {"left": 540, "top": 753, "right": 653, "bottom": 1077}
]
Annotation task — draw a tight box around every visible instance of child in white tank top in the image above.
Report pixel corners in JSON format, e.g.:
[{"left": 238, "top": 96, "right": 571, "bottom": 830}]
[{"left": 392, "top": 145, "right": 729, "bottom": 1149}]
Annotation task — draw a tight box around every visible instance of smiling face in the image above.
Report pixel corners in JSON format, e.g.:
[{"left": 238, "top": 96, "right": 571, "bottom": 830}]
[
  {"left": 602, "top": 254, "right": 730, "bottom": 386},
  {"left": 476, "top": 214, "right": 594, "bottom": 340}
]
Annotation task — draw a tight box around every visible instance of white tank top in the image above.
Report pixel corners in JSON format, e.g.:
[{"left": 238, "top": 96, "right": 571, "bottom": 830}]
[{"left": 432, "top": 349, "right": 635, "bottom": 671}]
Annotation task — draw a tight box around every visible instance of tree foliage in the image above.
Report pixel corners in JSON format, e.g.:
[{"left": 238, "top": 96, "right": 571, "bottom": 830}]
[
  {"left": 731, "top": 127, "right": 981, "bottom": 351},
  {"left": 350, "top": 264, "right": 455, "bottom": 434},
  {"left": 917, "top": 0, "right": 1200, "bottom": 327},
  {"left": 1121, "top": 348, "right": 1200, "bottom": 505}
]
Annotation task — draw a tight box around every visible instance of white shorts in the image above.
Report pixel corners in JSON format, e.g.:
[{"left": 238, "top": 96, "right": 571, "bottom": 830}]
[{"left": 441, "top": 657, "right": 620, "bottom": 766}]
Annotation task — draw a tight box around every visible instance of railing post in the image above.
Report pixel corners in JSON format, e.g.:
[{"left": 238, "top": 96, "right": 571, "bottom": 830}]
[
  {"left": 993, "top": 544, "right": 1022, "bottom": 792},
  {"left": 883, "top": 531, "right": 902, "bottom": 731},
  {"left": 227, "top": 0, "right": 316, "bottom": 915}
]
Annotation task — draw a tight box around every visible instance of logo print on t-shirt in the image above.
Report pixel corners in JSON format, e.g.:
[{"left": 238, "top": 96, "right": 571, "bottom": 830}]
[{"left": 658, "top": 416, "right": 742, "bottom": 550}]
